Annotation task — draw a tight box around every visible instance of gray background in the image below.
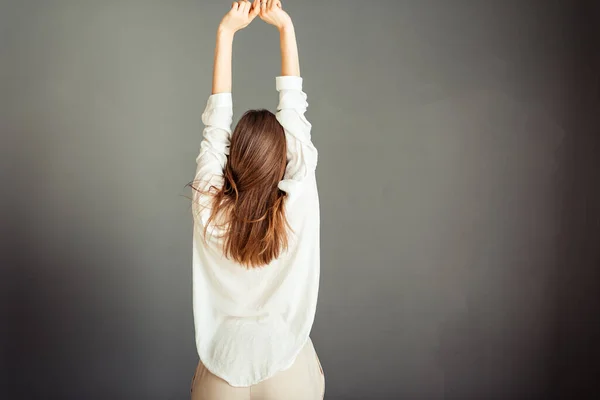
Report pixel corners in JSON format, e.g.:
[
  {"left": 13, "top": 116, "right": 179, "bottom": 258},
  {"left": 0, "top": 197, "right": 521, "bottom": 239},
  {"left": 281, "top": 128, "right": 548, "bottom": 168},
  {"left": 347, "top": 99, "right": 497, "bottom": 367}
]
[{"left": 2, "top": 1, "right": 599, "bottom": 399}]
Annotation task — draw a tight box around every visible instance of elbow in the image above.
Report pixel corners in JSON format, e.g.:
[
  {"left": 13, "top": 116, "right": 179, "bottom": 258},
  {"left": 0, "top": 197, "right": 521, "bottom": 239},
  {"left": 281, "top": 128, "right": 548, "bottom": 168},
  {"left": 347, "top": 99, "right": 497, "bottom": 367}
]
[{"left": 277, "top": 111, "right": 312, "bottom": 143}]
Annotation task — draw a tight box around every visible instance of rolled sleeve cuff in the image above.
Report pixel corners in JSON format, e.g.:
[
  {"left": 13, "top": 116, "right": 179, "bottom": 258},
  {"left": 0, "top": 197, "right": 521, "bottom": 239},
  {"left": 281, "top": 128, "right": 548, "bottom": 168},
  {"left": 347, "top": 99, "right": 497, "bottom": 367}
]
[
  {"left": 202, "top": 92, "right": 233, "bottom": 131},
  {"left": 276, "top": 76, "right": 303, "bottom": 91},
  {"left": 206, "top": 92, "right": 232, "bottom": 108}
]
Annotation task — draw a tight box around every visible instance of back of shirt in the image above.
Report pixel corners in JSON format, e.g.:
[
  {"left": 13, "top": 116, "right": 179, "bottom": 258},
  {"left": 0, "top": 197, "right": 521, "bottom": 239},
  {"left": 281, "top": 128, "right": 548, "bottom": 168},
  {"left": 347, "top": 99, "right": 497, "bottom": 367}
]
[{"left": 191, "top": 76, "right": 320, "bottom": 387}]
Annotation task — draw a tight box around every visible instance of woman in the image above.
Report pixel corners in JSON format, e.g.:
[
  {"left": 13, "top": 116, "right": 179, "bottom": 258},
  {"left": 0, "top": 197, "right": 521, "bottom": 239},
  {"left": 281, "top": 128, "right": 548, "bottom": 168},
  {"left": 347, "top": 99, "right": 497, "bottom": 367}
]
[{"left": 187, "top": 0, "right": 323, "bottom": 399}]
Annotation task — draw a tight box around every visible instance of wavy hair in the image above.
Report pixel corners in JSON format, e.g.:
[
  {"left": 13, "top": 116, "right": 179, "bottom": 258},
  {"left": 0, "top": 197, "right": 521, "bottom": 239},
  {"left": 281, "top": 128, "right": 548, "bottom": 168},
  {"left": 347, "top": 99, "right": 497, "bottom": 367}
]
[{"left": 188, "top": 109, "right": 291, "bottom": 268}]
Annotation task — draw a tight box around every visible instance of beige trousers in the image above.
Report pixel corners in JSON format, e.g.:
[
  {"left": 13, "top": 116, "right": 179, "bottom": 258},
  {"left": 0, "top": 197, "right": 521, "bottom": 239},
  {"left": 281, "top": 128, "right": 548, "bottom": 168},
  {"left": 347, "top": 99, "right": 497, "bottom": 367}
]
[{"left": 190, "top": 338, "right": 325, "bottom": 400}]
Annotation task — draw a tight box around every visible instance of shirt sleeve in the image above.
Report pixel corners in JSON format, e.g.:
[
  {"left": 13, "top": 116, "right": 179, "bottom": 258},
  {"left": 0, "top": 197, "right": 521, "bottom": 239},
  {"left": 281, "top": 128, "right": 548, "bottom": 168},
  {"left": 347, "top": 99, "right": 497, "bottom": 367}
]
[
  {"left": 193, "top": 92, "right": 233, "bottom": 220},
  {"left": 275, "top": 76, "right": 318, "bottom": 196}
]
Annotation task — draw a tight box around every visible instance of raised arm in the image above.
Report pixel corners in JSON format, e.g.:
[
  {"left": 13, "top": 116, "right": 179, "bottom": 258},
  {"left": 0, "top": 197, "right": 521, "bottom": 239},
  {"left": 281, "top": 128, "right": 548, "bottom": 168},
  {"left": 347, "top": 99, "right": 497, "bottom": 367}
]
[
  {"left": 212, "top": 1, "right": 259, "bottom": 93},
  {"left": 259, "top": 0, "right": 318, "bottom": 197},
  {"left": 193, "top": 2, "right": 259, "bottom": 219}
]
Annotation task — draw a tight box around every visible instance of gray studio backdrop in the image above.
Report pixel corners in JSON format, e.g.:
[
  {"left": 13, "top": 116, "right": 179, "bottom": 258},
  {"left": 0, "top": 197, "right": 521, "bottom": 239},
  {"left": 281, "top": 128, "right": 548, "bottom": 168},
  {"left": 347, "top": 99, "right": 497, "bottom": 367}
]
[{"left": 3, "top": 1, "right": 599, "bottom": 399}]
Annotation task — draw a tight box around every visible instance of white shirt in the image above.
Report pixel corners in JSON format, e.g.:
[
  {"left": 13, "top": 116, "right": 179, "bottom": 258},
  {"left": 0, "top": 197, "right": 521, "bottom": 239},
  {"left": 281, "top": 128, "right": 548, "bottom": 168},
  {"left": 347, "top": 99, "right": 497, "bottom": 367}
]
[{"left": 191, "top": 76, "right": 320, "bottom": 387}]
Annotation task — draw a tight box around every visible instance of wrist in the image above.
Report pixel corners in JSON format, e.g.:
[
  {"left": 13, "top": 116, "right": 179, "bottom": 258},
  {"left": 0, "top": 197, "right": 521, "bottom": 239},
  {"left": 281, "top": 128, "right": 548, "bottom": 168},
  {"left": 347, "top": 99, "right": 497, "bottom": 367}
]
[
  {"left": 217, "top": 25, "right": 236, "bottom": 37},
  {"left": 278, "top": 22, "right": 294, "bottom": 34}
]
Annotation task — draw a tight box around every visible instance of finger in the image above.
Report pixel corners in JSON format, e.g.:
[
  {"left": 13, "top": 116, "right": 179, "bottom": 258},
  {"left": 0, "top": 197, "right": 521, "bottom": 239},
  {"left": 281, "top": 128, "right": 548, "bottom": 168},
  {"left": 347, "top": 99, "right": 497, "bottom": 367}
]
[
  {"left": 260, "top": 0, "right": 267, "bottom": 13},
  {"left": 250, "top": 0, "right": 260, "bottom": 18},
  {"left": 267, "top": 0, "right": 273, "bottom": 10},
  {"left": 242, "top": 0, "right": 250, "bottom": 13},
  {"left": 243, "top": 1, "right": 253, "bottom": 18},
  {"left": 232, "top": 2, "right": 239, "bottom": 11}
]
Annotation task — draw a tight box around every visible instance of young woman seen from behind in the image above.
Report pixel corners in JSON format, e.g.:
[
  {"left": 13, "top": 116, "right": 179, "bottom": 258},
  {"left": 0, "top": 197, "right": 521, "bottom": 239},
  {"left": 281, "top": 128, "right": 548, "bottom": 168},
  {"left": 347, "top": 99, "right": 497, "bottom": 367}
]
[{"left": 187, "top": 1, "right": 323, "bottom": 399}]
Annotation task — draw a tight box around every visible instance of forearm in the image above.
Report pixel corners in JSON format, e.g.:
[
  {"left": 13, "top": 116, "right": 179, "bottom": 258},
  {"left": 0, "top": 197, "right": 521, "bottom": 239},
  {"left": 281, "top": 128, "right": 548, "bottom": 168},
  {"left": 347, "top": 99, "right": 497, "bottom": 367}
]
[
  {"left": 279, "top": 23, "right": 300, "bottom": 76},
  {"left": 212, "top": 28, "right": 235, "bottom": 94}
]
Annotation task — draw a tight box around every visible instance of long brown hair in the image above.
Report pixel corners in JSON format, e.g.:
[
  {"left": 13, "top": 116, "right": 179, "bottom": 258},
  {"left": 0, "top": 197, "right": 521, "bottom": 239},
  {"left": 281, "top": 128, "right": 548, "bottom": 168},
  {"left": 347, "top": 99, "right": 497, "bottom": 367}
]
[{"left": 188, "top": 109, "right": 291, "bottom": 268}]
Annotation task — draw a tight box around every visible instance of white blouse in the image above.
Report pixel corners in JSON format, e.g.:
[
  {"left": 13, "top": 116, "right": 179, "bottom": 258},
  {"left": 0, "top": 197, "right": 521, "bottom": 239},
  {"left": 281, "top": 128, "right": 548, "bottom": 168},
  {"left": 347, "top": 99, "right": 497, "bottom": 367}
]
[{"left": 191, "top": 76, "right": 320, "bottom": 387}]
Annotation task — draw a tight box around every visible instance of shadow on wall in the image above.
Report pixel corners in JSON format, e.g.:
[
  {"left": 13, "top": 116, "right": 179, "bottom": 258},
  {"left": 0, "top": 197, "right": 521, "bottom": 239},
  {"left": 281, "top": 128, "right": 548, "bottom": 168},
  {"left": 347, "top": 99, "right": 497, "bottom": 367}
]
[{"left": 7, "top": 230, "right": 147, "bottom": 399}]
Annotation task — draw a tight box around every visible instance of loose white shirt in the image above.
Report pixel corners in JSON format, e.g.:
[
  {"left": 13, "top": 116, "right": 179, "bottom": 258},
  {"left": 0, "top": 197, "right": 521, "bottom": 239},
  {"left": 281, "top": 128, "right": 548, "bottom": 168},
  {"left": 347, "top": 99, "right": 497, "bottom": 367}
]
[{"left": 191, "top": 76, "right": 320, "bottom": 387}]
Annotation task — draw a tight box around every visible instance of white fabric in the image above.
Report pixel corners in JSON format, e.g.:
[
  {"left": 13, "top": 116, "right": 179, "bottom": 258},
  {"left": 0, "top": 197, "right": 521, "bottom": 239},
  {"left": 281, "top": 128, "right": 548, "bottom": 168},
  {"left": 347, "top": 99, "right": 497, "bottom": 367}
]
[{"left": 191, "top": 76, "right": 320, "bottom": 387}]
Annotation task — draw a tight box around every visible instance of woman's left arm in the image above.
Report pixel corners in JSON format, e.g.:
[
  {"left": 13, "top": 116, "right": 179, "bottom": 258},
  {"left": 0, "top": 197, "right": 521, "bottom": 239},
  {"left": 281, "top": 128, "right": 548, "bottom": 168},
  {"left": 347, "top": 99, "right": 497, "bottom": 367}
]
[
  {"left": 213, "top": 0, "right": 259, "bottom": 93},
  {"left": 194, "top": 1, "right": 259, "bottom": 197}
]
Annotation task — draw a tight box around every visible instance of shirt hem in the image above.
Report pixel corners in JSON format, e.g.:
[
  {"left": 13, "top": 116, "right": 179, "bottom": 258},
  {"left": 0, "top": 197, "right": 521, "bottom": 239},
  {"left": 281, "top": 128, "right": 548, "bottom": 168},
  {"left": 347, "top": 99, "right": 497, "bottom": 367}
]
[{"left": 196, "top": 334, "right": 311, "bottom": 388}]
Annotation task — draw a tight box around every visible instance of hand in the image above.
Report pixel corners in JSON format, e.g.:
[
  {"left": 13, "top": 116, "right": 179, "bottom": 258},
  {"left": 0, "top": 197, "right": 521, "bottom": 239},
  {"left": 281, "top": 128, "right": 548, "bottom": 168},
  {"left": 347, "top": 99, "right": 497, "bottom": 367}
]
[
  {"left": 219, "top": 0, "right": 260, "bottom": 34},
  {"left": 258, "top": 0, "right": 292, "bottom": 31}
]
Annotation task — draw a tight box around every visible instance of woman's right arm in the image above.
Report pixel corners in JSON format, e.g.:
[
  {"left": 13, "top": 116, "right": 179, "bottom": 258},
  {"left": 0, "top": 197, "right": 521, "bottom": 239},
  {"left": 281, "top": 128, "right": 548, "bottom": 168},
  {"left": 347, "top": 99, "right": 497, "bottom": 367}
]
[{"left": 259, "top": 0, "right": 318, "bottom": 195}]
